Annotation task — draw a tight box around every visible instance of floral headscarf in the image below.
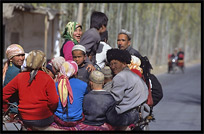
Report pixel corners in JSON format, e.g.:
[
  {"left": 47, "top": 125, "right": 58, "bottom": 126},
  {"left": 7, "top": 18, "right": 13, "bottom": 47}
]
[
  {"left": 62, "top": 22, "right": 82, "bottom": 45},
  {"left": 57, "top": 61, "right": 78, "bottom": 107},
  {"left": 6, "top": 44, "right": 25, "bottom": 59}
]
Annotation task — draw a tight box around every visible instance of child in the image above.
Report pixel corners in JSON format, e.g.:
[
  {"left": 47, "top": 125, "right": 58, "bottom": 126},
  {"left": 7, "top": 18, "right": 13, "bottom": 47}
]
[
  {"left": 80, "top": 11, "right": 108, "bottom": 65},
  {"left": 72, "top": 45, "right": 92, "bottom": 91}
]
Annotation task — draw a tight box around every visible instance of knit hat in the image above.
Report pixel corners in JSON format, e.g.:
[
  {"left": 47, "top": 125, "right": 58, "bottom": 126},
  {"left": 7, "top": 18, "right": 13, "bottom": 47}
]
[
  {"left": 89, "top": 70, "right": 104, "bottom": 84},
  {"left": 101, "top": 66, "right": 112, "bottom": 78},
  {"left": 72, "top": 44, "right": 86, "bottom": 53},
  {"left": 6, "top": 44, "right": 25, "bottom": 59},
  {"left": 118, "top": 29, "right": 132, "bottom": 40},
  {"left": 107, "top": 48, "right": 131, "bottom": 64}
]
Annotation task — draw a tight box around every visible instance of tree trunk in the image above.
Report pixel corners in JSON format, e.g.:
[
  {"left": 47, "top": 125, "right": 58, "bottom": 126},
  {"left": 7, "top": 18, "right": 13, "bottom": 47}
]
[
  {"left": 77, "top": 3, "right": 83, "bottom": 24},
  {"left": 151, "top": 4, "right": 163, "bottom": 66}
]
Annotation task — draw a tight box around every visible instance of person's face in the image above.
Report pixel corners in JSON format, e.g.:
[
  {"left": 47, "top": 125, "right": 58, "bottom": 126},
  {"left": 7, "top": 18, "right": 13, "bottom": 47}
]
[
  {"left": 47, "top": 70, "right": 55, "bottom": 79},
  {"left": 117, "top": 34, "right": 131, "bottom": 50},
  {"left": 99, "top": 25, "right": 107, "bottom": 33},
  {"left": 11, "top": 54, "right": 25, "bottom": 67},
  {"left": 73, "top": 27, "right": 82, "bottom": 43},
  {"left": 72, "top": 50, "right": 86, "bottom": 66},
  {"left": 110, "top": 60, "right": 126, "bottom": 75}
]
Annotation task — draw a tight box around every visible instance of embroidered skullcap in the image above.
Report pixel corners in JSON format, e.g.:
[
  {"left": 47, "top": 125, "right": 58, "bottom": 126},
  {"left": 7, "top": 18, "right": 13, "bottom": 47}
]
[
  {"left": 89, "top": 70, "right": 104, "bottom": 84},
  {"left": 72, "top": 44, "right": 86, "bottom": 53},
  {"left": 101, "top": 66, "right": 112, "bottom": 78},
  {"left": 118, "top": 29, "right": 132, "bottom": 40},
  {"left": 6, "top": 44, "right": 25, "bottom": 59},
  {"left": 107, "top": 48, "right": 131, "bottom": 64},
  {"left": 51, "top": 56, "right": 66, "bottom": 71}
]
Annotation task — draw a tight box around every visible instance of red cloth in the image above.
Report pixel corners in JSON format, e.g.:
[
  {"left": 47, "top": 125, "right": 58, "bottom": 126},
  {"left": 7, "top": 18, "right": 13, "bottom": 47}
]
[
  {"left": 3, "top": 71, "right": 59, "bottom": 120},
  {"left": 130, "top": 69, "right": 142, "bottom": 78}
]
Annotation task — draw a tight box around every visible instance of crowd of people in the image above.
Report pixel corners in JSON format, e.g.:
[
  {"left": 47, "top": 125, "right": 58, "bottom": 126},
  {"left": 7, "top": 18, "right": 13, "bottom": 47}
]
[{"left": 3, "top": 11, "right": 163, "bottom": 131}]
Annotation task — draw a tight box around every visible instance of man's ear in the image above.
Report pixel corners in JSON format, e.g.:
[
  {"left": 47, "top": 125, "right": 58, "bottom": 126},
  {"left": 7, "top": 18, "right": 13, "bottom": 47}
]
[{"left": 128, "top": 40, "right": 131, "bottom": 46}]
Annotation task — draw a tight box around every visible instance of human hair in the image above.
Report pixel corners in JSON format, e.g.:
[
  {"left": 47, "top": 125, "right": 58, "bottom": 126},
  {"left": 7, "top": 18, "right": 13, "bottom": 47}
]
[
  {"left": 90, "top": 11, "right": 108, "bottom": 30},
  {"left": 100, "top": 30, "right": 108, "bottom": 42}
]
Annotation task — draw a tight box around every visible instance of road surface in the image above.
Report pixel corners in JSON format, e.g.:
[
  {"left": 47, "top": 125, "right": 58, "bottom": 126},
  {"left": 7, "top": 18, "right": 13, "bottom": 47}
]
[{"left": 149, "top": 64, "right": 201, "bottom": 131}]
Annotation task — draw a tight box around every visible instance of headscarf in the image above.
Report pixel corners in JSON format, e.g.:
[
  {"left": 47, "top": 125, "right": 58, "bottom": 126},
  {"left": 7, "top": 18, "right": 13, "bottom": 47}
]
[
  {"left": 26, "top": 50, "right": 46, "bottom": 85},
  {"left": 51, "top": 56, "right": 66, "bottom": 71},
  {"left": 6, "top": 44, "right": 25, "bottom": 59},
  {"left": 3, "top": 44, "right": 25, "bottom": 82},
  {"left": 57, "top": 61, "right": 78, "bottom": 107},
  {"left": 128, "top": 55, "right": 143, "bottom": 73},
  {"left": 62, "top": 22, "right": 82, "bottom": 45}
]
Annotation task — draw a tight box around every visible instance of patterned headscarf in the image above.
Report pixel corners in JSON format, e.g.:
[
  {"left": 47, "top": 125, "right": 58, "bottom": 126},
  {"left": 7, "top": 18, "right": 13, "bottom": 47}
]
[
  {"left": 6, "top": 44, "right": 25, "bottom": 59},
  {"left": 58, "top": 61, "right": 78, "bottom": 107},
  {"left": 62, "top": 22, "right": 82, "bottom": 45},
  {"left": 51, "top": 56, "right": 66, "bottom": 72},
  {"left": 26, "top": 50, "right": 47, "bottom": 85},
  {"left": 128, "top": 55, "right": 143, "bottom": 73}
]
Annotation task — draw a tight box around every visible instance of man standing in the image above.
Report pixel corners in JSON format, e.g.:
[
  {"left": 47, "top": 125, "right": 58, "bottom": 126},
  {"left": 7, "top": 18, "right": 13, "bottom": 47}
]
[
  {"left": 117, "top": 29, "right": 142, "bottom": 59},
  {"left": 106, "top": 49, "right": 148, "bottom": 127}
]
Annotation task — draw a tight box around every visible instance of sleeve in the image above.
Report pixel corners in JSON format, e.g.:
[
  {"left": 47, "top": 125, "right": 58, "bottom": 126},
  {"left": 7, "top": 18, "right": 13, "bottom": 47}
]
[
  {"left": 46, "top": 79, "right": 59, "bottom": 112},
  {"left": 80, "top": 32, "right": 99, "bottom": 56},
  {"left": 110, "top": 75, "right": 126, "bottom": 103},
  {"left": 63, "top": 41, "right": 75, "bottom": 61},
  {"left": 3, "top": 75, "right": 19, "bottom": 111},
  {"left": 150, "top": 74, "right": 163, "bottom": 106}
]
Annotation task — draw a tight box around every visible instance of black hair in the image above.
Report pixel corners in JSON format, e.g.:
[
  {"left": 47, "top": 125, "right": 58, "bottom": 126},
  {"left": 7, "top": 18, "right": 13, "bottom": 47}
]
[
  {"left": 100, "top": 30, "right": 108, "bottom": 42},
  {"left": 90, "top": 11, "right": 108, "bottom": 30}
]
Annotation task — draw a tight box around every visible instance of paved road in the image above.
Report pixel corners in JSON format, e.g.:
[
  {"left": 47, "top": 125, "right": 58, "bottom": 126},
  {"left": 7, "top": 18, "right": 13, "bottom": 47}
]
[{"left": 149, "top": 64, "right": 201, "bottom": 131}]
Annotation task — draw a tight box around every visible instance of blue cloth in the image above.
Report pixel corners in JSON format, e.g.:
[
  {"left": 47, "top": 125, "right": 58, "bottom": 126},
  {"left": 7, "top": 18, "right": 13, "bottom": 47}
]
[
  {"left": 3, "top": 63, "right": 21, "bottom": 87},
  {"left": 54, "top": 78, "right": 88, "bottom": 122}
]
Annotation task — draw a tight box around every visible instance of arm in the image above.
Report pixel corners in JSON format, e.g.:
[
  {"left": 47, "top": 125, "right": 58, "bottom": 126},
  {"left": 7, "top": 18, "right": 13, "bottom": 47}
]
[
  {"left": 46, "top": 79, "right": 59, "bottom": 112},
  {"left": 110, "top": 75, "right": 126, "bottom": 103},
  {"left": 3, "top": 76, "right": 19, "bottom": 111}
]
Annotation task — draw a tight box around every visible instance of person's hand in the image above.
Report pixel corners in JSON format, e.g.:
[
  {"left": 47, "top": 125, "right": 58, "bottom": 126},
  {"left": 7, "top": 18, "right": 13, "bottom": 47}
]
[{"left": 86, "top": 64, "right": 95, "bottom": 72}]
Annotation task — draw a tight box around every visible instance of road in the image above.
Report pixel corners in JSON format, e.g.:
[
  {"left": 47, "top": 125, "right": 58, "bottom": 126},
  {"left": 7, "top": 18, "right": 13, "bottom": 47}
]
[{"left": 149, "top": 64, "right": 201, "bottom": 131}]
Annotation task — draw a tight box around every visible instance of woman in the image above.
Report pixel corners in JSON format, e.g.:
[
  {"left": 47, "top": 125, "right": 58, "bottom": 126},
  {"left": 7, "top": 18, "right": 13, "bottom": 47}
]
[
  {"left": 3, "top": 50, "right": 59, "bottom": 128},
  {"left": 60, "top": 22, "right": 82, "bottom": 61},
  {"left": 52, "top": 60, "right": 88, "bottom": 129}
]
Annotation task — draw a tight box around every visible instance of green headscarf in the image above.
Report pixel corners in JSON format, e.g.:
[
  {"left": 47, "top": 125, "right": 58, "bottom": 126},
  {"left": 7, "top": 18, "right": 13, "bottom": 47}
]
[{"left": 62, "top": 22, "right": 82, "bottom": 45}]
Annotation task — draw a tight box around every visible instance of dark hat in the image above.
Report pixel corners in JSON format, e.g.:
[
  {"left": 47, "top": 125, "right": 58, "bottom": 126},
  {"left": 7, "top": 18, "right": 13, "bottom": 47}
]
[
  {"left": 46, "top": 62, "right": 55, "bottom": 75},
  {"left": 107, "top": 48, "right": 131, "bottom": 64}
]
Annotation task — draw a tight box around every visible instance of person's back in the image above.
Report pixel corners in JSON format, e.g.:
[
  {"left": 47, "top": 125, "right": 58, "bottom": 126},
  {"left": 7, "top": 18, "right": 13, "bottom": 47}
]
[
  {"left": 55, "top": 78, "right": 87, "bottom": 122},
  {"left": 3, "top": 50, "right": 59, "bottom": 128},
  {"left": 83, "top": 90, "right": 115, "bottom": 126}
]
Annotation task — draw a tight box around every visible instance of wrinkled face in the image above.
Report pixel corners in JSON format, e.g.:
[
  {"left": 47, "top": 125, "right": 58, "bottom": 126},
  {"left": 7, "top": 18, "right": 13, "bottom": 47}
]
[
  {"left": 73, "top": 27, "right": 82, "bottom": 43},
  {"left": 110, "top": 60, "right": 126, "bottom": 75},
  {"left": 72, "top": 50, "right": 86, "bottom": 66},
  {"left": 117, "top": 34, "right": 130, "bottom": 50},
  {"left": 11, "top": 54, "right": 25, "bottom": 67}
]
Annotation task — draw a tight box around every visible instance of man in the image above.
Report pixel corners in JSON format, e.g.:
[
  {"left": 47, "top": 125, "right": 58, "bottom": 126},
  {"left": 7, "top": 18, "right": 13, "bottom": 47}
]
[
  {"left": 101, "top": 66, "right": 113, "bottom": 92},
  {"left": 117, "top": 29, "right": 142, "bottom": 59},
  {"left": 80, "top": 11, "right": 108, "bottom": 65},
  {"left": 106, "top": 49, "right": 148, "bottom": 127}
]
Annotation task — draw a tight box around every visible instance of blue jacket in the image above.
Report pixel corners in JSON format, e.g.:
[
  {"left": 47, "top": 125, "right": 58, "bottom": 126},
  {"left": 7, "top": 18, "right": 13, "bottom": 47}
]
[{"left": 54, "top": 78, "right": 88, "bottom": 122}]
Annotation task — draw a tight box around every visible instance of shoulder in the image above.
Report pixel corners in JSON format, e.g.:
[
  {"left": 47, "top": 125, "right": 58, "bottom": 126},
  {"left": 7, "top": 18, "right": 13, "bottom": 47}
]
[{"left": 70, "top": 78, "right": 88, "bottom": 86}]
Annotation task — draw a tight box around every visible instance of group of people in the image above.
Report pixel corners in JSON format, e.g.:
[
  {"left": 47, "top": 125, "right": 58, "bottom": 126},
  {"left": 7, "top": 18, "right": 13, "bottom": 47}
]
[
  {"left": 168, "top": 48, "right": 185, "bottom": 73},
  {"left": 3, "top": 11, "right": 163, "bottom": 131}
]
